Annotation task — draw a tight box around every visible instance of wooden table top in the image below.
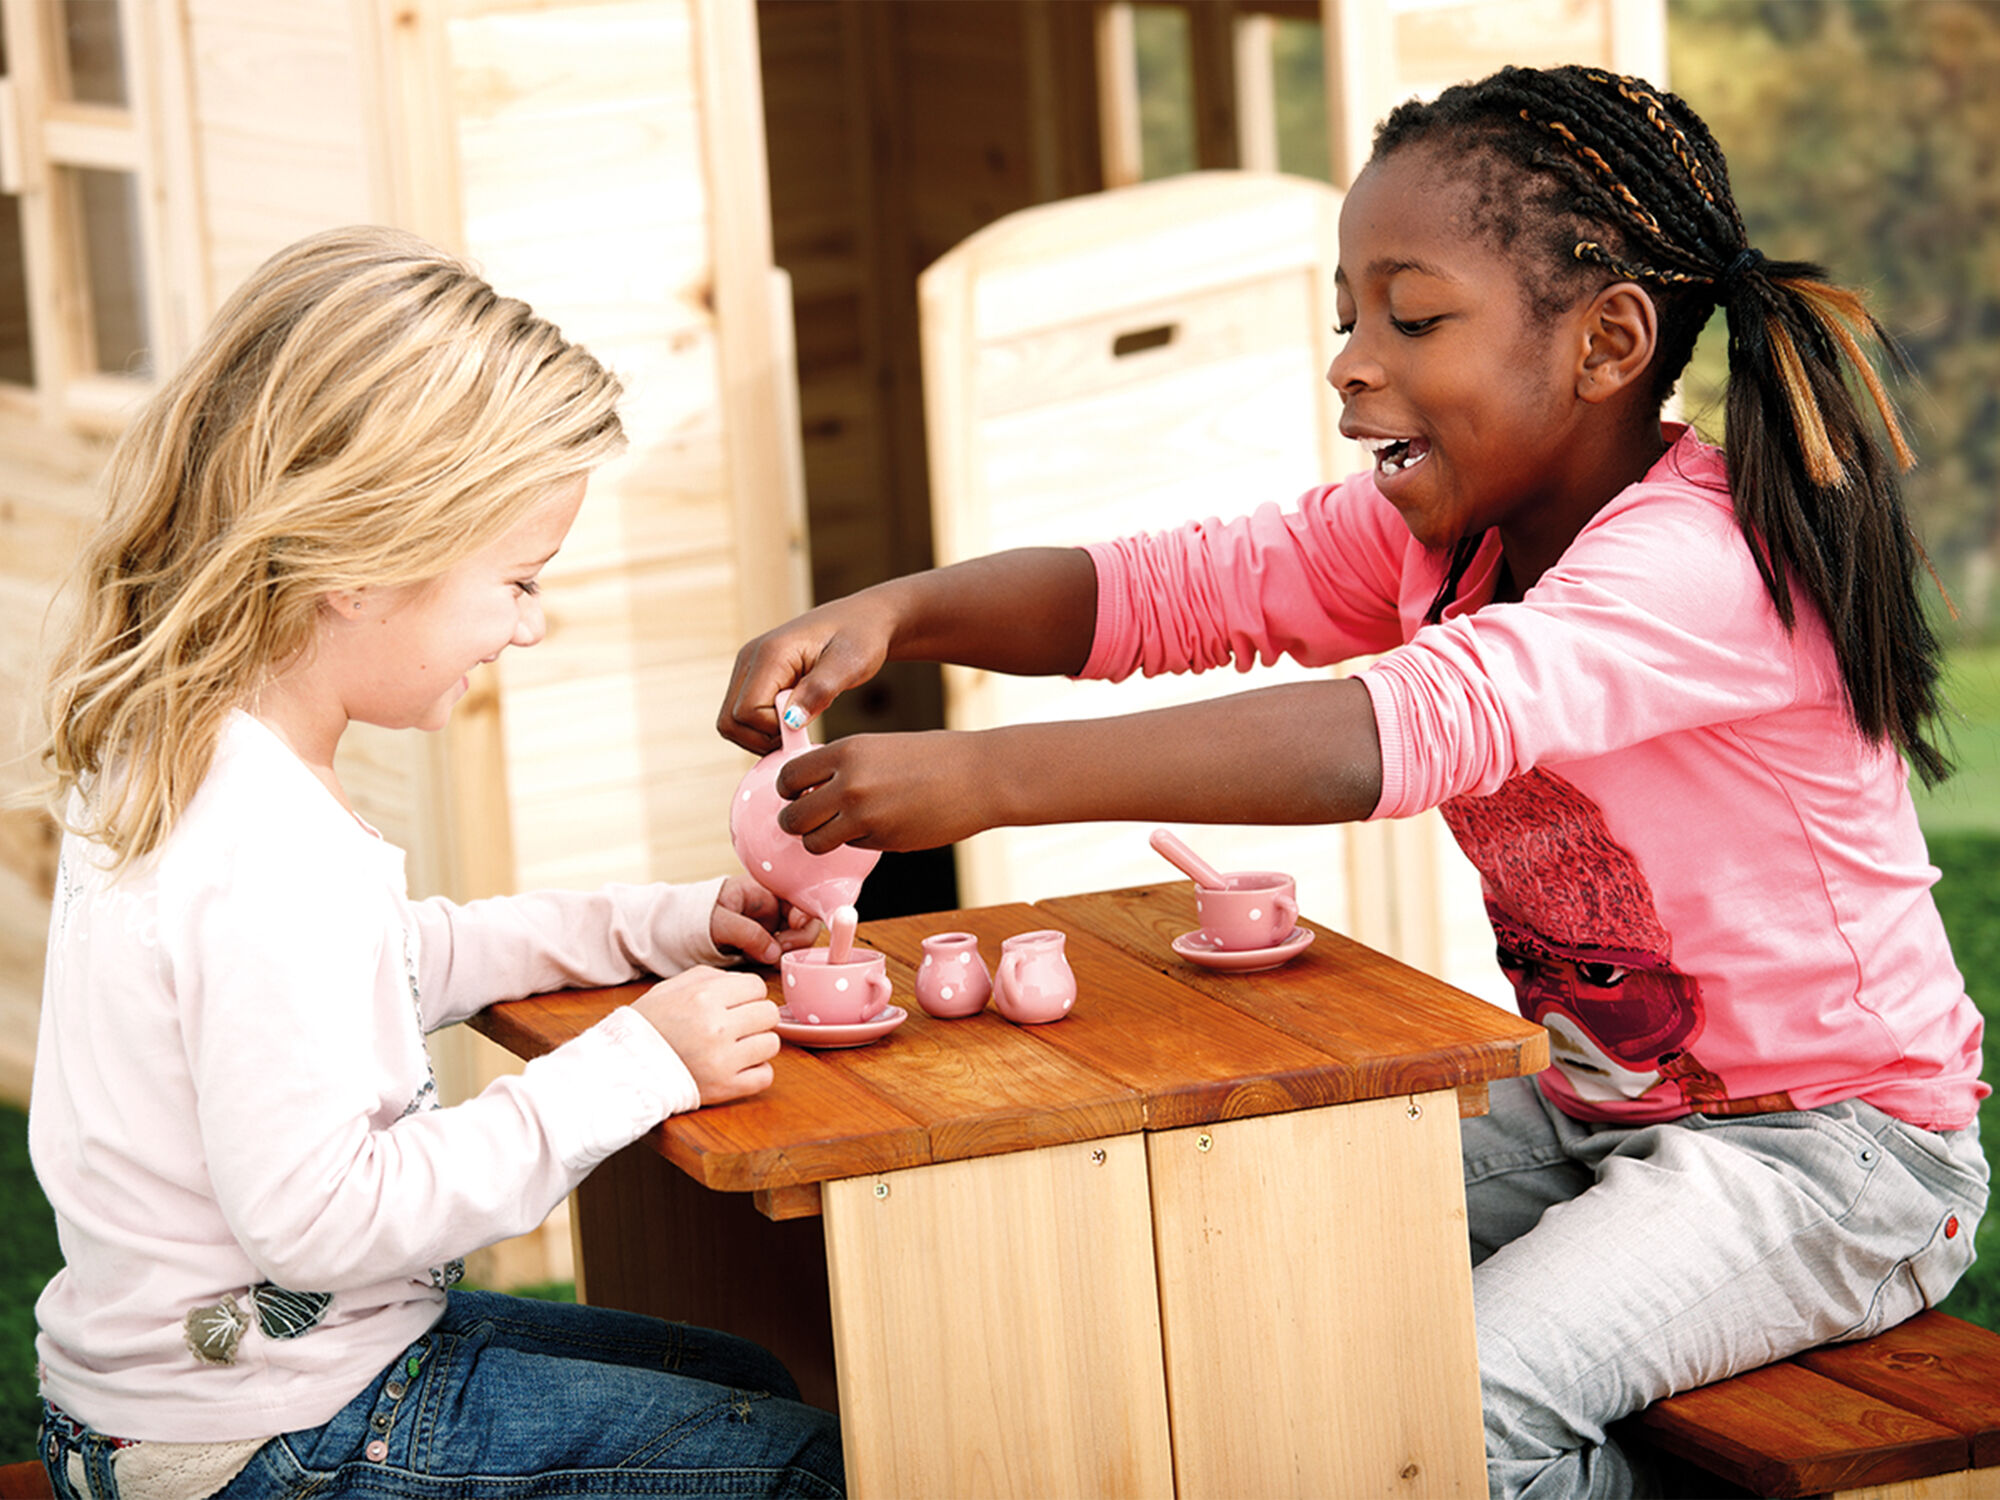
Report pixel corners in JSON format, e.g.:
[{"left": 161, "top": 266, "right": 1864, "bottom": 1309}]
[{"left": 470, "top": 883, "right": 1547, "bottom": 1212}]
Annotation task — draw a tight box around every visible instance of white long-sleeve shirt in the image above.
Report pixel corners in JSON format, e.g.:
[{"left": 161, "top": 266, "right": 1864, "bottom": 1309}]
[{"left": 32, "top": 711, "right": 725, "bottom": 1439}]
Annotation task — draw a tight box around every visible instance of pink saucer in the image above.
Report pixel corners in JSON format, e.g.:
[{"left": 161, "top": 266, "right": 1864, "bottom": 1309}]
[
  {"left": 1170, "top": 927, "right": 1315, "bottom": 973},
  {"left": 775, "top": 1004, "right": 909, "bottom": 1049}
]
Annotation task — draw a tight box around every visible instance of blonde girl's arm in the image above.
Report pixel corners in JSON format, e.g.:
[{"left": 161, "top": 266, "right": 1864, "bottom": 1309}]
[
  {"left": 717, "top": 546, "right": 1100, "bottom": 755},
  {"left": 409, "top": 878, "right": 758, "bottom": 1032}
]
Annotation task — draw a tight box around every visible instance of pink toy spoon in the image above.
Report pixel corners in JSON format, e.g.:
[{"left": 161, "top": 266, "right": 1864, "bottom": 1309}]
[
  {"left": 1148, "top": 827, "right": 1229, "bottom": 890},
  {"left": 826, "top": 904, "right": 859, "bottom": 965}
]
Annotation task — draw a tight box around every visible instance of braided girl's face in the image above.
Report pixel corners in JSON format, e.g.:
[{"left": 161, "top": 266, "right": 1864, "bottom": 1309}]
[{"left": 1329, "top": 146, "right": 1615, "bottom": 575}]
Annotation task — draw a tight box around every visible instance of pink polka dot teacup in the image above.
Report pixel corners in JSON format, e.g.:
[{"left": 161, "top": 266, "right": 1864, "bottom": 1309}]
[
  {"left": 780, "top": 947, "right": 892, "bottom": 1027},
  {"left": 1194, "top": 871, "right": 1299, "bottom": 952}
]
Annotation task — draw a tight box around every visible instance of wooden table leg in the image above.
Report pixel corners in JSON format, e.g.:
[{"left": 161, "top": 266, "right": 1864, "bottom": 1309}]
[
  {"left": 570, "top": 1141, "right": 841, "bottom": 1411},
  {"left": 820, "top": 1134, "right": 1176, "bottom": 1500},
  {"left": 1146, "top": 1089, "right": 1487, "bottom": 1498}
]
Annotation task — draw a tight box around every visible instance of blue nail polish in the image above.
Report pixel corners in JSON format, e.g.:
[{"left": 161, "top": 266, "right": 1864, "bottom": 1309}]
[{"left": 781, "top": 705, "right": 807, "bottom": 730}]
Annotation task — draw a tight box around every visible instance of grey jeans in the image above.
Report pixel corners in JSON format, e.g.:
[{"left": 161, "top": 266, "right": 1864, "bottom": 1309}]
[{"left": 1463, "top": 1076, "right": 1989, "bottom": 1500}]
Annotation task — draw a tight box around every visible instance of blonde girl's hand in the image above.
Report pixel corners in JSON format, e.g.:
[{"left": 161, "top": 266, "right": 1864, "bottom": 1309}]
[
  {"left": 711, "top": 875, "right": 821, "bottom": 965},
  {"left": 633, "top": 967, "right": 781, "bottom": 1105}
]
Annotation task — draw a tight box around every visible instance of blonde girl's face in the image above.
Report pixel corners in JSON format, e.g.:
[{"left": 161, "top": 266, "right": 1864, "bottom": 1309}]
[{"left": 334, "top": 475, "right": 586, "bottom": 734}]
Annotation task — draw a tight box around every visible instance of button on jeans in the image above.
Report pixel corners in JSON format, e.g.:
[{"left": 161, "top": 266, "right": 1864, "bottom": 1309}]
[
  {"left": 1465, "top": 1077, "right": 1988, "bottom": 1500},
  {"left": 43, "top": 1290, "right": 843, "bottom": 1498}
]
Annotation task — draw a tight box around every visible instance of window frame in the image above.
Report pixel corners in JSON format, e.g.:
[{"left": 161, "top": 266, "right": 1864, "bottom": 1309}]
[{"left": 0, "top": 0, "right": 184, "bottom": 430}]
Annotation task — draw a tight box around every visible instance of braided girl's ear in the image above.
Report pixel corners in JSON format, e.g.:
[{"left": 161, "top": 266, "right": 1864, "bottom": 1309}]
[{"left": 1575, "top": 282, "right": 1660, "bottom": 403}]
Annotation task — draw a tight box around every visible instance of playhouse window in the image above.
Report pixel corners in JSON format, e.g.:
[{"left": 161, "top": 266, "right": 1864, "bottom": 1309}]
[
  {"left": 61, "top": 0, "right": 128, "bottom": 106},
  {"left": 1103, "top": 1, "right": 1332, "bottom": 187},
  {"left": 0, "top": 0, "right": 160, "bottom": 413}
]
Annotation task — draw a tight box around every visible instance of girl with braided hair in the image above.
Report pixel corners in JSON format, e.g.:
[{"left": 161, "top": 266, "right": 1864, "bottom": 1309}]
[{"left": 717, "top": 64, "right": 1986, "bottom": 1496}]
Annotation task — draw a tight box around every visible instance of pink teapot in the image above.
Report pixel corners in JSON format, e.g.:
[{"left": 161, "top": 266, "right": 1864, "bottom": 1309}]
[{"left": 729, "top": 693, "right": 879, "bottom": 922}]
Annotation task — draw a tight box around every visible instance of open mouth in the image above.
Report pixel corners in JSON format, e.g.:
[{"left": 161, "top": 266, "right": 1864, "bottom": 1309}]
[{"left": 1362, "top": 435, "right": 1432, "bottom": 476}]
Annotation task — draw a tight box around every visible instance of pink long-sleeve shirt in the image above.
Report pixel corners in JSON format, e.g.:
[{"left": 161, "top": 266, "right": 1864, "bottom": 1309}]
[{"left": 1083, "top": 427, "right": 1985, "bottom": 1130}]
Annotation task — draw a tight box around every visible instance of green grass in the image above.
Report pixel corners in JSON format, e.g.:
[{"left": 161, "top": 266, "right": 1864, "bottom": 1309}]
[
  {"left": 0, "top": 1107, "right": 55, "bottom": 1459},
  {"left": 1912, "top": 647, "right": 2000, "bottom": 836},
  {"left": 1926, "top": 830, "right": 2000, "bottom": 1333}
]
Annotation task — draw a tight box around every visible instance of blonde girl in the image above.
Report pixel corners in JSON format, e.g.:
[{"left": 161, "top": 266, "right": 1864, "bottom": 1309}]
[{"left": 32, "top": 226, "right": 839, "bottom": 1499}]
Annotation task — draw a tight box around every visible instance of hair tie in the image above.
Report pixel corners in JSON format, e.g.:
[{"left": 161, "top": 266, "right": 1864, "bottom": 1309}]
[{"left": 1718, "top": 246, "right": 1766, "bottom": 298}]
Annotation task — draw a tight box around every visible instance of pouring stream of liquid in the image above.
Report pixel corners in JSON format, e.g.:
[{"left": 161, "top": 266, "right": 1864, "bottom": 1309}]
[{"left": 826, "top": 904, "right": 859, "bottom": 964}]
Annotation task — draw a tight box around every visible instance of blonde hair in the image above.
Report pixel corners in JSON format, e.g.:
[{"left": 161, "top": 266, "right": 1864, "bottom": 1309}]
[{"left": 39, "top": 225, "right": 626, "bottom": 865}]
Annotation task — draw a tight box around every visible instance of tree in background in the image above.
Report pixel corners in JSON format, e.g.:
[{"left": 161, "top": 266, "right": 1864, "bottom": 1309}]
[{"left": 1670, "top": 0, "right": 2000, "bottom": 639}]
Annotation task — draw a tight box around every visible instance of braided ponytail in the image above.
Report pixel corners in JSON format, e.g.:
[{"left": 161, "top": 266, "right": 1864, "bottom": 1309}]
[{"left": 1377, "top": 66, "right": 1949, "bottom": 784}]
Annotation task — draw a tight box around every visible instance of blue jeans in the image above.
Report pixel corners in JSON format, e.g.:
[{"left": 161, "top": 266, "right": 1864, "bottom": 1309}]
[
  {"left": 1465, "top": 1077, "right": 1989, "bottom": 1500},
  {"left": 42, "top": 1291, "right": 843, "bottom": 1498}
]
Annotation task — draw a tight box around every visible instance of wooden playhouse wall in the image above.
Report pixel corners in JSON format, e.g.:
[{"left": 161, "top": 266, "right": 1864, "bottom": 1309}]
[{"left": 0, "top": 0, "right": 803, "bottom": 1283}]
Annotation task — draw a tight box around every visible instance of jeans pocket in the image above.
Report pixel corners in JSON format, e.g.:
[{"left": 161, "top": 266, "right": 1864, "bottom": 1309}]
[{"left": 1853, "top": 1205, "right": 1978, "bottom": 1340}]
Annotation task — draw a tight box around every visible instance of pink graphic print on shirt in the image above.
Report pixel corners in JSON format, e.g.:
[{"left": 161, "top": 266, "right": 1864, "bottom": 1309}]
[{"left": 1441, "top": 767, "right": 1771, "bottom": 1112}]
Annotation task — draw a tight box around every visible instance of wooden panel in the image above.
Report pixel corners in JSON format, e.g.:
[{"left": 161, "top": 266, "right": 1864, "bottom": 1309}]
[
  {"left": 439, "top": 0, "right": 802, "bottom": 899},
  {"left": 1148, "top": 1095, "right": 1487, "bottom": 1497},
  {"left": 470, "top": 982, "right": 933, "bottom": 1193},
  {"left": 822, "top": 1137, "right": 1175, "bottom": 1500},
  {"left": 1796, "top": 1313, "right": 2000, "bottom": 1470},
  {"left": 865, "top": 903, "right": 1355, "bottom": 1130},
  {"left": 1826, "top": 1474, "right": 1991, "bottom": 1500},
  {"left": 1042, "top": 884, "right": 1549, "bottom": 1097},
  {"left": 183, "top": 0, "right": 375, "bottom": 286},
  {"left": 1633, "top": 1360, "right": 1967, "bottom": 1499},
  {"left": 814, "top": 978, "right": 1146, "bottom": 1164}
]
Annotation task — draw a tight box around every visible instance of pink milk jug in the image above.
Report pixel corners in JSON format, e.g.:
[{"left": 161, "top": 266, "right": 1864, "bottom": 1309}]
[
  {"left": 914, "top": 932, "right": 991, "bottom": 1019},
  {"left": 729, "top": 693, "right": 879, "bottom": 922},
  {"left": 993, "top": 929, "right": 1077, "bottom": 1024}
]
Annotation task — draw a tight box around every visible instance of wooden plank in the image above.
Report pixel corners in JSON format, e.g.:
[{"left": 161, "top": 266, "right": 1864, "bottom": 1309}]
[
  {"left": 1632, "top": 1360, "right": 1967, "bottom": 1499},
  {"left": 693, "top": 0, "right": 813, "bottom": 643},
  {"left": 468, "top": 981, "right": 644, "bottom": 1060},
  {"left": 864, "top": 904, "right": 1356, "bottom": 1130},
  {"left": 1042, "top": 884, "right": 1550, "bottom": 1093},
  {"left": 1825, "top": 1473, "right": 1991, "bottom": 1500},
  {"left": 822, "top": 1137, "right": 1175, "bottom": 1500},
  {"left": 1093, "top": 2, "right": 1140, "bottom": 188},
  {"left": 1147, "top": 1096, "right": 1487, "bottom": 1497},
  {"left": 1796, "top": 1313, "right": 2000, "bottom": 1470},
  {"left": 809, "top": 967, "right": 1148, "bottom": 1163},
  {"left": 470, "top": 979, "right": 931, "bottom": 1193}
]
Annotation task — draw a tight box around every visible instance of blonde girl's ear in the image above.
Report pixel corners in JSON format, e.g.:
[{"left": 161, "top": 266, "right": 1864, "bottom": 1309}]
[
  {"left": 322, "top": 588, "right": 370, "bottom": 622},
  {"left": 1575, "top": 282, "right": 1660, "bottom": 403}
]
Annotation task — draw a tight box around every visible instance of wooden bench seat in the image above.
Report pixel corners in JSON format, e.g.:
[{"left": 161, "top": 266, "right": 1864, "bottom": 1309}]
[
  {"left": 1618, "top": 1310, "right": 2000, "bottom": 1498},
  {"left": 0, "top": 1459, "right": 51, "bottom": 1498}
]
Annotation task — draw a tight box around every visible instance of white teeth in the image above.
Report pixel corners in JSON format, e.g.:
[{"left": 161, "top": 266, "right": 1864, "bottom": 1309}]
[{"left": 1362, "top": 435, "right": 1428, "bottom": 475}]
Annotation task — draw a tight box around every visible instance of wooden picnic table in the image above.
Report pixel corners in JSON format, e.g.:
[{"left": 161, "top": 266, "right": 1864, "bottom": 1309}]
[{"left": 471, "top": 882, "right": 1548, "bottom": 1498}]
